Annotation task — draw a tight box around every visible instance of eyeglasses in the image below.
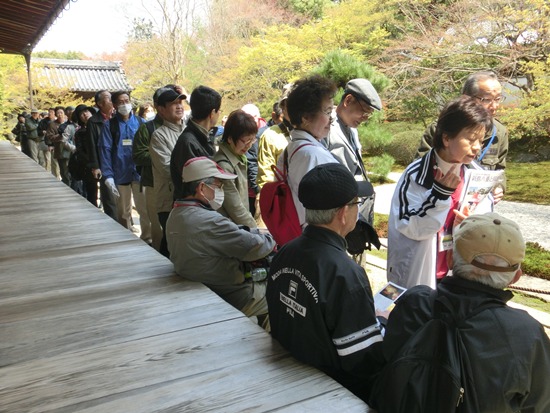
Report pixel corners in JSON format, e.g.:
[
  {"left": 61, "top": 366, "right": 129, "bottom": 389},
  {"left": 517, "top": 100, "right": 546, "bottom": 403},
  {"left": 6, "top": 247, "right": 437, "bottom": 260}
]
[
  {"left": 205, "top": 182, "right": 224, "bottom": 191},
  {"left": 237, "top": 137, "right": 257, "bottom": 147},
  {"left": 346, "top": 197, "right": 364, "bottom": 207},
  {"left": 320, "top": 107, "right": 334, "bottom": 117},
  {"left": 355, "top": 98, "right": 375, "bottom": 118},
  {"left": 474, "top": 95, "right": 505, "bottom": 105}
]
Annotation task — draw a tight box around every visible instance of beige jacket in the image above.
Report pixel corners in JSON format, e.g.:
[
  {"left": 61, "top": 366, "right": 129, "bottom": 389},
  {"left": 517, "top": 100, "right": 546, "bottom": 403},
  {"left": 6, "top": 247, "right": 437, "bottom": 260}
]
[
  {"left": 150, "top": 120, "right": 184, "bottom": 213},
  {"left": 214, "top": 142, "right": 257, "bottom": 228}
]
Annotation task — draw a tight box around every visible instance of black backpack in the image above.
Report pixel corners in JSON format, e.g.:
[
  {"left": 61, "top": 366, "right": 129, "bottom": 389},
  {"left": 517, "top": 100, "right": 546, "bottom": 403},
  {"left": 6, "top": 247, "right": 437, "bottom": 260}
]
[{"left": 369, "top": 291, "right": 503, "bottom": 413}]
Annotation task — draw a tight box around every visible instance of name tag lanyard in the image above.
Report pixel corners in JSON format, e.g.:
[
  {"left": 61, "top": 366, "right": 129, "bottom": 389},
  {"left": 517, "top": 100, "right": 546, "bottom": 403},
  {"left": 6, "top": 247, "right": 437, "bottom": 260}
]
[{"left": 477, "top": 125, "right": 496, "bottom": 162}]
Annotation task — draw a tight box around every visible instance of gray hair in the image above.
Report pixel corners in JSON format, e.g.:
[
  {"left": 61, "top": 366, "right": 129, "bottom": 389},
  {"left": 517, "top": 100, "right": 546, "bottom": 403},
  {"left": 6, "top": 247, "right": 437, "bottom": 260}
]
[
  {"left": 182, "top": 177, "right": 215, "bottom": 198},
  {"left": 305, "top": 207, "right": 341, "bottom": 225},
  {"left": 462, "top": 71, "right": 499, "bottom": 96},
  {"left": 452, "top": 247, "right": 518, "bottom": 289}
]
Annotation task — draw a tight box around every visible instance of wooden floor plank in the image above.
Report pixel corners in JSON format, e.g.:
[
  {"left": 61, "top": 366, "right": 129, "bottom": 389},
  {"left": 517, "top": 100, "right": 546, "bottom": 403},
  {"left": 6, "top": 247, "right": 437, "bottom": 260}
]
[{"left": 0, "top": 142, "right": 369, "bottom": 412}]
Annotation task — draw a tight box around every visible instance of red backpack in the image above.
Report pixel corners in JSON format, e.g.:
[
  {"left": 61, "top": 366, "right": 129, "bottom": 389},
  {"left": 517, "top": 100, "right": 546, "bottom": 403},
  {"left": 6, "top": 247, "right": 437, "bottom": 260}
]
[{"left": 259, "top": 143, "right": 311, "bottom": 246}]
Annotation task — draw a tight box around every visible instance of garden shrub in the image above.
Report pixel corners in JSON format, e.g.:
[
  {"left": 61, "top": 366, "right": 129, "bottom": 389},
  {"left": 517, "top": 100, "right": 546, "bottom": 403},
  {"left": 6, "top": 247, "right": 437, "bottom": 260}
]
[
  {"left": 366, "top": 154, "right": 394, "bottom": 183},
  {"left": 523, "top": 242, "right": 550, "bottom": 281}
]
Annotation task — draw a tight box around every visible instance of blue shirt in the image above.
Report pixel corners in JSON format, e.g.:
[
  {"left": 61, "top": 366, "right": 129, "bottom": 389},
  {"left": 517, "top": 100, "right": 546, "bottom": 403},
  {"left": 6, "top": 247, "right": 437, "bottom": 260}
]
[{"left": 98, "top": 113, "right": 141, "bottom": 184}]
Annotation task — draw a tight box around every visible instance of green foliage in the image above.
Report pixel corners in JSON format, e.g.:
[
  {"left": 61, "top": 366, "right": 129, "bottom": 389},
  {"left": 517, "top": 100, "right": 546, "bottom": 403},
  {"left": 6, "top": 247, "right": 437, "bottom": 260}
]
[
  {"left": 285, "top": 0, "right": 328, "bottom": 18},
  {"left": 510, "top": 292, "right": 550, "bottom": 313},
  {"left": 522, "top": 242, "right": 550, "bottom": 281},
  {"left": 502, "top": 161, "right": 550, "bottom": 205},
  {"left": 0, "top": 54, "right": 28, "bottom": 138},
  {"left": 215, "top": 0, "right": 393, "bottom": 108},
  {"left": 500, "top": 59, "right": 550, "bottom": 141},
  {"left": 373, "top": 212, "right": 389, "bottom": 238},
  {"left": 376, "top": 121, "right": 425, "bottom": 166},
  {"left": 366, "top": 153, "right": 395, "bottom": 182},
  {"left": 312, "top": 50, "right": 390, "bottom": 92},
  {"left": 357, "top": 113, "right": 392, "bottom": 152},
  {"left": 33, "top": 50, "right": 86, "bottom": 60}
]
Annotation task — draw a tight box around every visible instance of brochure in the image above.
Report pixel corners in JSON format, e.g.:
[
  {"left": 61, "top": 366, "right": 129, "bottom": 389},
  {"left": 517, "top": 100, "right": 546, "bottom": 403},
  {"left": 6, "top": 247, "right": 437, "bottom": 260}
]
[
  {"left": 374, "top": 282, "right": 407, "bottom": 311},
  {"left": 459, "top": 169, "right": 505, "bottom": 213}
]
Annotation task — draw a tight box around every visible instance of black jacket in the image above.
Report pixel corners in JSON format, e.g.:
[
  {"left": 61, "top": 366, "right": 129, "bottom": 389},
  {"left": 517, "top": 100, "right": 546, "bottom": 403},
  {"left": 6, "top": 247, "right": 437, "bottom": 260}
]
[
  {"left": 170, "top": 121, "right": 215, "bottom": 200},
  {"left": 381, "top": 276, "right": 550, "bottom": 412}
]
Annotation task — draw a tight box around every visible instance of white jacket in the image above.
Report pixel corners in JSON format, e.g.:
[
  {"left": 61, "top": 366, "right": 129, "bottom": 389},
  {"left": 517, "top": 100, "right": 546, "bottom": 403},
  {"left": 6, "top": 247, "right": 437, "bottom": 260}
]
[
  {"left": 387, "top": 150, "right": 492, "bottom": 289},
  {"left": 277, "top": 129, "right": 338, "bottom": 227}
]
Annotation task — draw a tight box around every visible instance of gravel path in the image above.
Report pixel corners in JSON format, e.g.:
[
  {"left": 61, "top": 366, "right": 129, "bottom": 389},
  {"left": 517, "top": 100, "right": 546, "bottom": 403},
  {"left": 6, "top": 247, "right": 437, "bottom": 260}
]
[
  {"left": 374, "top": 173, "right": 550, "bottom": 250},
  {"left": 494, "top": 201, "right": 550, "bottom": 250}
]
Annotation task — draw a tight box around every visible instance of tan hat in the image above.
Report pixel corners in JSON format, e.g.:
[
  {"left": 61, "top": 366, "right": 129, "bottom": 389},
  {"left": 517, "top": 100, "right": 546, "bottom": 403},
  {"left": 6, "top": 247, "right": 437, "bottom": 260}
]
[
  {"left": 182, "top": 157, "right": 237, "bottom": 182},
  {"left": 454, "top": 212, "right": 525, "bottom": 272}
]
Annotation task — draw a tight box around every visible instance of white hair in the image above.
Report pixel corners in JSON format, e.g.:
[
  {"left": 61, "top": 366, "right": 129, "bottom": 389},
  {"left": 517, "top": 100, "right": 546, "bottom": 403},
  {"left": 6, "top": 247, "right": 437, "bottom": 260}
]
[
  {"left": 305, "top": 207, "right": 340, "bottom": 225},
  {"left": 452, "top": 247, "right": 518, "bottom": 289}
]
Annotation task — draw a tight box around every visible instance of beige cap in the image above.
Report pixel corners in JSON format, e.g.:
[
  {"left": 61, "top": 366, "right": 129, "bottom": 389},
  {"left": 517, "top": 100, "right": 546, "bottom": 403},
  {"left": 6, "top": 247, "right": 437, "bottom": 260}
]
[
  {"left": 454, "top": 212, "right": 525, "bottom": 272},
  {"left": 182, "top": 157, "right": 237, "bottom": 182}
]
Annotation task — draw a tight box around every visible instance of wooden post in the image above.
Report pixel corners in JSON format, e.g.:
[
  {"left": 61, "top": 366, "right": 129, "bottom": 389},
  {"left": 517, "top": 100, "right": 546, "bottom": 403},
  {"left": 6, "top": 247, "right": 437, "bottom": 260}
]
[{"left": 24, "top": 52, "right": 33, "bottom": 109}]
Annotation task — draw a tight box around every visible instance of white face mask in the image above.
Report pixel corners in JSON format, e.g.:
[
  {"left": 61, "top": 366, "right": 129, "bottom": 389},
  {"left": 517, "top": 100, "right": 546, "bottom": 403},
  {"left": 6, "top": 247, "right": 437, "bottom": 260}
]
[
  {"left": 145, "top": 112, "right": 156, "bottom": 121},
  {"left": 206, "top": 184, "right": 224, "bottom": 210},
  {"left": 117, "top": 103, "right": 132, "bottom": 116}
]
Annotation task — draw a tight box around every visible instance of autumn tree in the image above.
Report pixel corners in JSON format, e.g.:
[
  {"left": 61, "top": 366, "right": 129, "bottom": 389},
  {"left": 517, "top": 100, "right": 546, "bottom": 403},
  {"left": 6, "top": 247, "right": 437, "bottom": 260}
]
[{"left": 377, "top": 0, "right": 550, "bottom": 140}]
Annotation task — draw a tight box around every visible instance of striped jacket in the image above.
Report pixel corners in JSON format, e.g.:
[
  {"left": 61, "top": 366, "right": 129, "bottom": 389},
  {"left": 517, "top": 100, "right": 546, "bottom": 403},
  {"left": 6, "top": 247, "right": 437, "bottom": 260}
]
[{"left": 387, "top": 149, "right": 492, "bottom": 289}]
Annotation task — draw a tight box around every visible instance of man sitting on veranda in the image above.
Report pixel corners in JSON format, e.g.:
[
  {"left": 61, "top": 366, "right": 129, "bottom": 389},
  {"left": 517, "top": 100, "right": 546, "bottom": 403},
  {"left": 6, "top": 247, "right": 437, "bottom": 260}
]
[
  {"left": 266, "top": 163, "right": 384, "bottom": 402},
  {"left": 166, "top": 157, "right": 276, "bottom": 329},
  {"left": 371, "top": 212, "right": 550, "bottom": 412}
]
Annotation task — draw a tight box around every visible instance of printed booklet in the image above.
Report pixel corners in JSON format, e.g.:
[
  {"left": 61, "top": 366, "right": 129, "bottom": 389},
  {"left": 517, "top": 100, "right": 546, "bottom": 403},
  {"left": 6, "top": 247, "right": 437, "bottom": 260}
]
[
  {"left": 459, "top": 169, "right": 505, "bottom": 213},
  {"left": 374, "top": 282, "right": 407, "bottom": 311}
]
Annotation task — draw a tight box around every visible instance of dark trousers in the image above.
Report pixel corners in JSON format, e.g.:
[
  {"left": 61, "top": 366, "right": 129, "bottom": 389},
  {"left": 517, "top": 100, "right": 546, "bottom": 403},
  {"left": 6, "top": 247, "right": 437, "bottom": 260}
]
[
  {"left": 84, "top": 176, "right": 99, "bottom": 207},
  {"left": 99, "top": 176, "right": 117, "bottom": 220},
  {"left": 158, "top": 211, "right": 170, "bottom": 258}
]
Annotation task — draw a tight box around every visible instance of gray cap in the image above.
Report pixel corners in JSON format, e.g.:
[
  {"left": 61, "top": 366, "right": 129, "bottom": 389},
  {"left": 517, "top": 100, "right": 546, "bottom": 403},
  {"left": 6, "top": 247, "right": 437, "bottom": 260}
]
[{"left": 345, "top": 78, "right": 382, "bottom": 111}]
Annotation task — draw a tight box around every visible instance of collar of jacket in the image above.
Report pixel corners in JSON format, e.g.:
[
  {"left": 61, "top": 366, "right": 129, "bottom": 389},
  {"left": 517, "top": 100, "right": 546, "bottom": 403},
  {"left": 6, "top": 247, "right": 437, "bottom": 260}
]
[
  {"left": 188, "top": 119, "right": 210, "bottom": 139},
  {"left": 218, "top": 141, "right": 246, "bottom": 166},
  {"left": 302, "top": 225, "right": 347, "bottom": 251},
  {"left": 163, "top": 119, "right": 185, "bottom": 133},
  {"left": 415, "top": 149, "right": 483, "bottom": 190},
  {"left": 173, "top": 197, "right": 211, "bottom": 210},
  {"left": 439, "top": 275, "right": 514, "bottom": 304}
]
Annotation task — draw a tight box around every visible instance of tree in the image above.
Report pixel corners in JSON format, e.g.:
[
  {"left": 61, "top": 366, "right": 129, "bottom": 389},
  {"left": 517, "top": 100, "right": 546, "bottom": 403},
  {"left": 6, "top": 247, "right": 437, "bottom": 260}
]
[
  {"left": 376, "top": 0, "right": 550, "bottom": 140},
  {"left": 33, "top": 51, "right": 87, "bottom": 60},
  {"left": 0, "top": 54, "right": 28, "bottom": 138},
  {"left": 213, "top": 0, "right": 393, "bottom": 112}
]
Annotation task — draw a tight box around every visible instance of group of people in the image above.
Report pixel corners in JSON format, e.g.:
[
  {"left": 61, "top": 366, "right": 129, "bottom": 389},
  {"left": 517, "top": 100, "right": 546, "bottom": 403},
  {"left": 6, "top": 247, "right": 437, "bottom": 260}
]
[{"left": 12, "top": 70, "right": 550, "bottom": 410}]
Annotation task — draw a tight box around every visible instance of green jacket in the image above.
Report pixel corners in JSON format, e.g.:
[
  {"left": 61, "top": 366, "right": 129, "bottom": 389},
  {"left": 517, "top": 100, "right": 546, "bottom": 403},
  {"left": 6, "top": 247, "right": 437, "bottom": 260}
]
[
  {"left": 132, "top": 116, "right": 163, "bottom": 187},
  {"left": 25, "top": 117, "right": 40, "bottom": 141}
]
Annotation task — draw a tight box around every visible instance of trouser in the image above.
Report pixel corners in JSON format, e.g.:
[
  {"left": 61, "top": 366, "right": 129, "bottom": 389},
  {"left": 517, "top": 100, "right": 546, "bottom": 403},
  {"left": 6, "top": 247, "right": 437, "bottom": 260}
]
[
  {"left": 27, "top": 139, "right": 40, "bottom": 163},
  {"left": 99, "top": 176, "right": 117, "bottom": 219},
  {"left": 51, "top": 156, "right": 60, "bottom": 180},
  {"left": 117, "top": 181, "right": 151, "bottom": 242},
  {"left": 144, "top": 186, "right": 162, "bottom": 251},
  {"left": 84, "top": 176, "right": 99, "bottom": 207},
  {"left": 158, "top": 211, "right": 170, "bottom": 258},
  {"left": 58, "top": 158, "right": 70, "bottom": 186},
  {"left": 20, "top": 137, "right": 31, "bottom": 156},
  {"left": 240, "top": 281, "right": 270, "bottom": 331},
  {"left": 41, "top": 148, "right": 51, "bottom": 172}
]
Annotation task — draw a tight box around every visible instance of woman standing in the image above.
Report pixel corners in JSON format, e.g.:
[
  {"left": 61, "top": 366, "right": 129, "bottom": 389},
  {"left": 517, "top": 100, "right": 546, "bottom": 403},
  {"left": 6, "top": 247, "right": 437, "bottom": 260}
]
[
  {"left": 387, "top": 95, "right": 493, "bottom": 289},
  {"left": 213, "top": 109, "right": 258, "bottom": 228},
  {"left": 278, "top": 75, "right": 338, "bottom": 227}
]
